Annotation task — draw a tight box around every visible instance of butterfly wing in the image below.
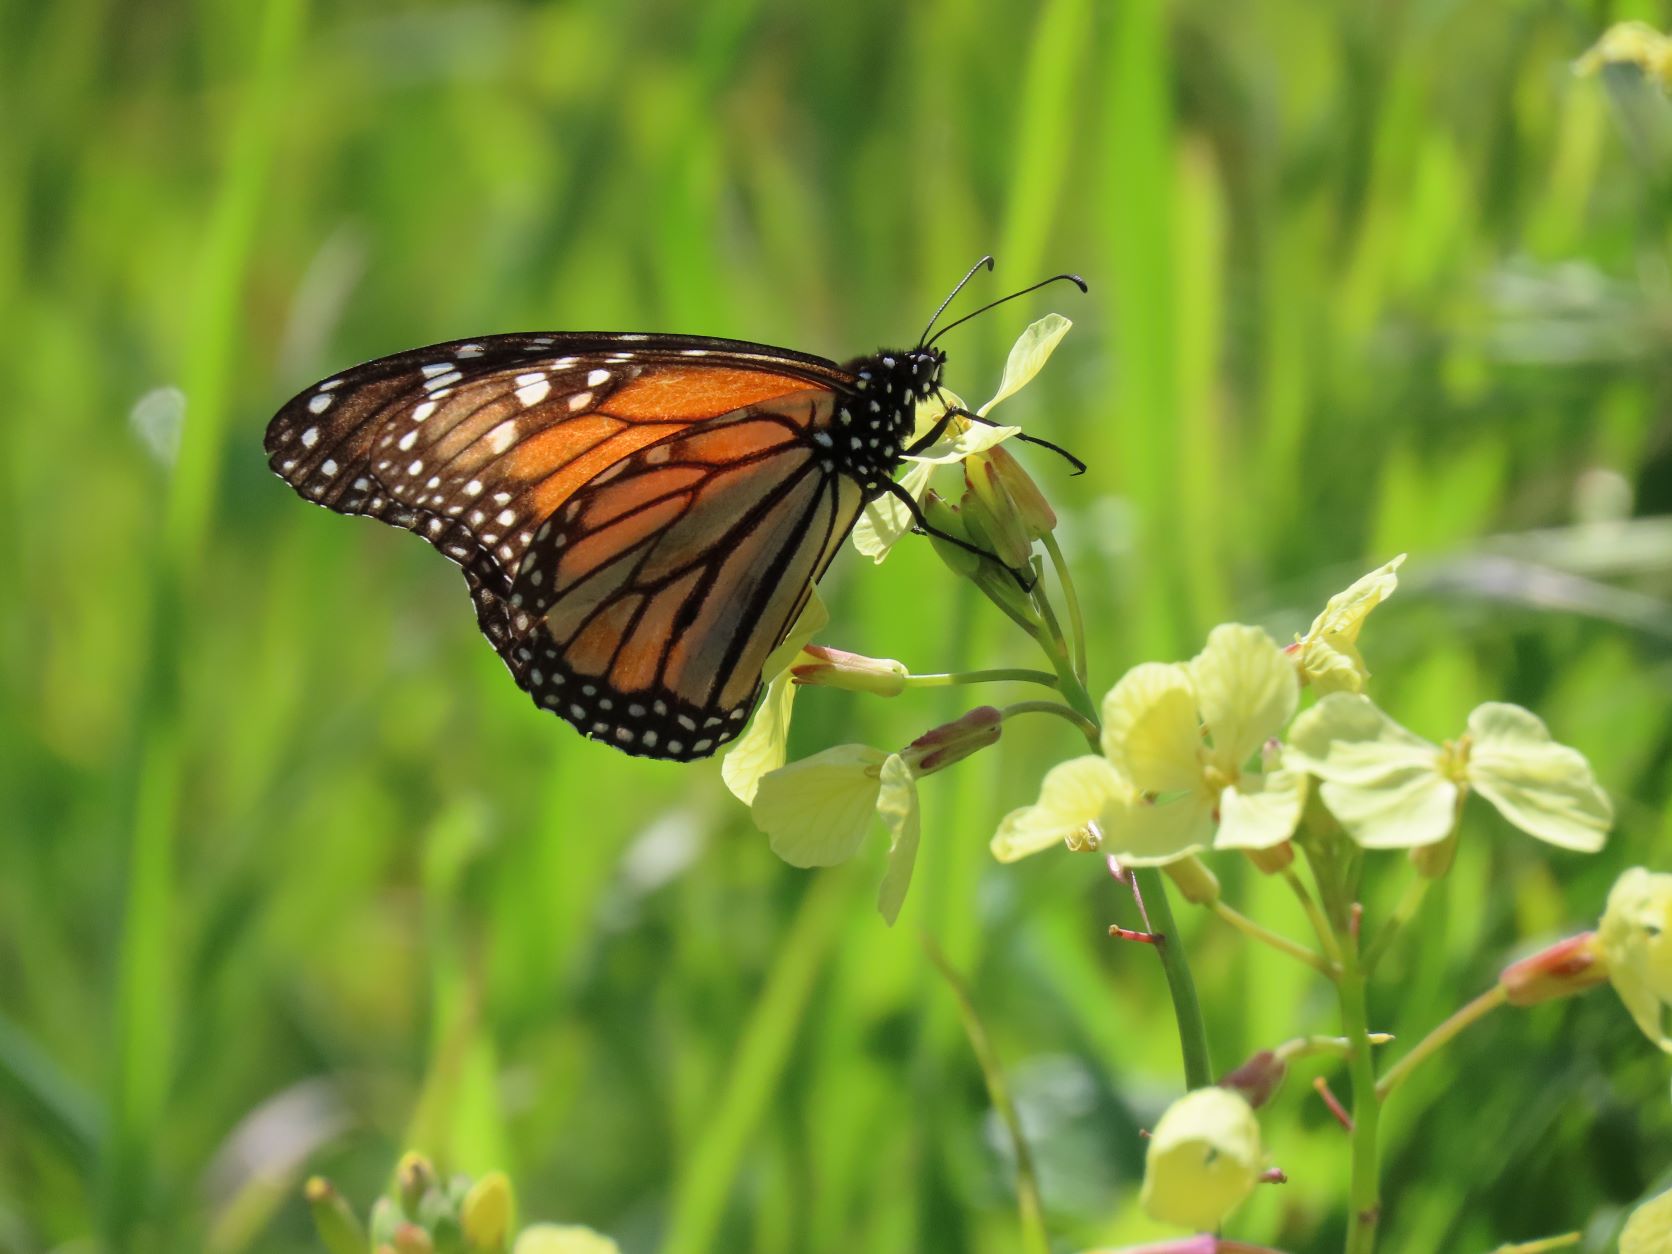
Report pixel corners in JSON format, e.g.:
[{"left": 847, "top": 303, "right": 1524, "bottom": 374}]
[{"left": 266, "top": 333, "right": 862, "bottom": 758}]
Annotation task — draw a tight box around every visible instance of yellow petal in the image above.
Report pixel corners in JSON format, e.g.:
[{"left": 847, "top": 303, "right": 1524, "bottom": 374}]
[
  {"left": 1191, "top": 624, "right": 1298, "bottom": 769},
  {"left": 911, "top": 419, "right": 1022, "bottom": 463},
  {"left": 512, "top": 1225, "right": 622, "bottom": 1254},
  {"left": 1100, "top": 790, "right": 1215, "bottom": 867},
  {"left": 852, "top": 459, "right": 935, "bottom": 560},
  {"left": 1296, "top": 555, "right": 1404, "bottom": 694},
  {"left": 752, "top": 744, "right": 887, "bottom": 867},
  {"left": 1216, "top": 770, "right": 1306, "bottom": 851},
  {"left": 1598, "top": 867, "right": 1672, "bottom": 1052},
  {"left": 1139, "top": 1087, "right": 1264, "bottom": 1232},
  {"left": 990, "top": 755, "right": 1127, "bottom": 862},
  {"left": 1285, "top": 695, "right": 1456, "bottom": 848},
  {"left": 1623, "top": 1186, "right": 1672, "bottom": 1254},
  {"left": 721, "top": 669, "right": 798, "bottom": 805},
  {"left": 1100, "top": 662, "right": 1202, "bottom": 794},
  {"left": 1465, "top": 703, "right": 1612, "bottom": 853},
  {"left": 760, "top": 586, "right": 829, "bottom": 678},
  {"left": 875, "top": 755, "right": 921, "bottom": 925},
  {"left": 979, "top": 313, "right": 1073, "bottom": 415}
]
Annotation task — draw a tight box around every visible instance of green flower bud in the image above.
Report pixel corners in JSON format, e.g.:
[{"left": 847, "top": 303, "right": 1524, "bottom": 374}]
[
  {"left": 791, "top": 645, "right": 909, "bottom": 696},
  {"left": 305, "top": 1177, "right": 369, "bottom": 1254},
  {"left": 461, "top": 1172, "right": 514, "bottom": 1253},
  {"left": 397, "top": 1154, "right": 436, "bottom": 1218},
  {"left": 962, "top": 452, "right": 1036, "bottom": 569}
]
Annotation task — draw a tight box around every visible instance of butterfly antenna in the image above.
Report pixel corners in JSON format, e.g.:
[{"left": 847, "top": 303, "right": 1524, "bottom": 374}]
[
  {"left": 918, "top": 255, "right": 996, "bottom": 347},
  {"left": 924, "top": 272, "right": 1088, "bottom": 348}
]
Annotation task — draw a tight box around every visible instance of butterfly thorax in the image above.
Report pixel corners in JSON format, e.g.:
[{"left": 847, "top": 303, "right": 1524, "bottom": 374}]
[{"left": 829, "top": 346, "right": 945, "bottom": 494}]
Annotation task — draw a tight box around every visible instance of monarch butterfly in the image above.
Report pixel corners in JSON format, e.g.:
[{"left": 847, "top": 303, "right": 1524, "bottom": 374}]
[{"left": 265, "top": 258, "right": 1083, "bottom": 760}]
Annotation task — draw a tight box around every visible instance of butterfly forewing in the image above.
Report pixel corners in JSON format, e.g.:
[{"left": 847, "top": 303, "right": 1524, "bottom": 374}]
[{"left": 265, "top": 331, "right": 881, "bottom": 759}]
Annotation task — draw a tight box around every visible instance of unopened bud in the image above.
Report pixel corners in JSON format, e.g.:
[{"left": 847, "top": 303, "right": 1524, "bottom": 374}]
[
  {"left": 1499, "top": 932, "right": 1607, "bottom": 1006},
  {"left": 1219, "top": 1050, "right": 1286, "bottom": 1110},
  {"left": 922, "top": 491, "right": 980, "bottom": 577},
  {"left": 392, "top": 1222, "right": 435, "bottom": 1254},
  {"left": 962, "top": 454, "right": 1036, "bottom": 569},
  {"left": 792, "top": 646, "right": 908, "bottom": 696},
  {"left": 1164, "top": 855, "right": 1221, "bottom": 905},
  {"left": 986, "top": 444, "right": 1057, "bottom": 537},
  {"left": 304, "top": 1177, "right": 368, "bottom": 1254},
  {"left": 1242, "top": 841, "right": 1294, "bottom": 875},
  {"left": 461, "top": 1170, "right": 513, "bottom": 1251},
  {"left": 902, "top": 706, "right": 1002, "bottom": 775},
  {"left": 397, "top": 1153, "right": 436, "bottom": 1217},
  {"left": 371, "top": 1198, "right": 404, "bottom": 1245}
]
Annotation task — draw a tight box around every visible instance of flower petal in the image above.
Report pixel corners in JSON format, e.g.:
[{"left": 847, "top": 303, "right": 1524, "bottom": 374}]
[
  {"left": 1216, "top": 769, "right": 1307, "bottom": 850},
  {"left": 752, "top": 744, "right": 886, "bottom": 867},
  {"left": 1286, "top": 695, "right": 1456, "bottom": 848},
  {"left": 979, "top": 314, "right": 1073, "bottom": 415},
  {"left": 875, "top": 754, "right": 921, "bottom": 925},
  {"left": 721, "top": 669, "right": 799, "bottom": 805},
  {"left": 1598, "top": 866, "right": 1672, "bottom": 1052},
  {"left": 1465, "top": 702, "right": 1612, "bottom": 853},
  {"left": 1100, "top": 662, "right": 1203, "bottom": 794},
  {"left": 1191, "top": 624, "right": 1299, "bottom": 769},
  {"left": 1100, "top": 791, "right": 1215, "bottom": 867},
  {"left": 852, "top": 459, "right": 935, "bottom": 560},
  {"left": 760, "top": 586, "right": 829, "bottom": 678},
  {"left": 1297, "top": 555, "right": 1405, "bottom": 695},
  {"left": 1139, "top": 1087, "right": 1264, "bottom": 1232},
  {"left": 990, "top": 755, "right": 1127, "bottom": 862},
  {"left": 513, "top": 1225, "right": 623, "bottom": 1254},
  {"left": 1623, "top": 1186, "right": 1672, "bottom": 1254}
]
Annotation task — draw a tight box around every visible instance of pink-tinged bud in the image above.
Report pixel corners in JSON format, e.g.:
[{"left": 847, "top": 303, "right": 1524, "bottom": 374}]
[
  {"left": 1500, "top": 932, "right": 1608, "bottom": 1006},
  {"left": 791, "top": 645, "right": 909, "bottom": 696},
  {"left": 903, "top": 706, "right": 1003, "bottom": 775},
  {"left": 986, "top": 443, "right": 1057, "bottom": 537},
  {"left": 962, "top": 456, "right": 1035, "bottom": 569},
  {"left": 1220, "top": 1050, "right": 1287, "bottom": 1110}
]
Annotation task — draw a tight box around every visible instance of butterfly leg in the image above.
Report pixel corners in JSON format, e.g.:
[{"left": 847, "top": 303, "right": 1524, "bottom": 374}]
[
  {"left": 881, "top": 480, "right": 1035, "bottom": 591},
  {"left": 939, "top": 406, "right": 1086, "bottom": 475}
]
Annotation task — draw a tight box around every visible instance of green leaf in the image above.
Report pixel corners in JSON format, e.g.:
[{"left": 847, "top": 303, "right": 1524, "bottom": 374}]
[
  {"left": 752, "top": 745, "right": 885, "bottom": 867},
  {"left": 874, "top": 755, "right": 920, "bottom": 925},
  {"left": 1465, "top": 703, "right": 1612, "bottom": 853}
]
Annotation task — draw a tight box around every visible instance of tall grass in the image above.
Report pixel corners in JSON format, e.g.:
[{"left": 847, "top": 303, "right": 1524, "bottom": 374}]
[{"left": 1, "top": 2, "right": 1668, "bottom": 1252}]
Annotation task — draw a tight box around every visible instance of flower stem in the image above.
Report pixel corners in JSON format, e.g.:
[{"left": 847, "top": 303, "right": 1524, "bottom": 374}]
[
  {"left": 1210, "top": 900, "right": 1333, "bottom": 975},
  {"left": 1337, "top": 933, "right": 1382, "bottom": 1254},
  {"left": 921, "top": 935, "right": 1050, "bottom": 1254},
  {"left": 1361, "top": 872, "right": 1431, "bottom": 975},
  {"left": 1283, "top": 868, "right": 1344, "bottom": 971},
  {"left": 999, "top": 700, "right": 1100, "bottom": 742},
  {"left": 904, "top": 667, "right": 1062, "bottom": 689},
  {"left": 1134, "top": 867, "right": 1214, "bottom": 1089},
  {"left": 1041, "top": 531, "right": 1088, "bottom": 685},
  {"left": 1375, "top": 985, "right": 1507, "bottom": 1103}
]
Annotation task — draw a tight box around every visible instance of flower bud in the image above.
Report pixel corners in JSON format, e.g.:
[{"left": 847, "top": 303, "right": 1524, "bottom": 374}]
[
  {"left": 962, "top": 453, "right": 1036, "bottom": 569},
  {"left": 1218, "top": 1049, "right": 1287, "bottom": 1110},
  {"left": 1408, "top": 825, "right": 1459, "bottom": 879},
  {"left": 393, "top": 1222, "right": 435, "bottom": 1254},
  {"left": 922, "top": 490, "right": 980, "bottom": 578},
  {"left": 986, "top": 443, "right": 1057, "bottom": 537},
  {"left": 371, "top": 1198, "right": 404, "bottom": 1245},
  {"left": 1164, "top": 855, "right": 1221, "bottom": 905},
  {"left": 1499, "top": 932, "right": 1607, "bottom": 1007},
  {"left": 902, "top": 706, "right": 1002, "bottom": 775},
  {"left": 791, "top": 645, "right": 908, "bottom": 696},
  {"left": 1242, "top": 841, "right": 1294, "bottom": 875},
  {"left": 1140, "top": 1087, "right": 1264, "bottom": 1231},
  {"left": 461, "top": 1171, "right": 513, "bottom": 1251},
  {"left": 305, "top": 1177, "right": 368, "bottom": 1254},
  {"left": 397, "top": 1153, "right": 436, "bottom": 1217}
]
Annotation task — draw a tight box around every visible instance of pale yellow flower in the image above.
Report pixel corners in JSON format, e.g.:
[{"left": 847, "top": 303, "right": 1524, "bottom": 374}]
[
  {"left": 513, "top": 1224, "right": 622, "bottom": 1254},
  {"left": 1293, "top": 555, "right": 1405, "bottom": 694},
  {"left": 1598, "top": 867, "right": 1672, "bottom": 1052},
  {"left": 853, "top": 313, "right": 1070, "bottom": 560},
  {"left": 1623, "top": 1185, "right": 1672, "bottom": 1254},
  {"left": 1286, "top": 696, "right": 1612, "bottom": 852},
  {"left": 1139, "top": 1087, "right": 1265, "bottom": 1232},
  {"left": 720, "top": 589, "right": 830, "bottom": 806}
]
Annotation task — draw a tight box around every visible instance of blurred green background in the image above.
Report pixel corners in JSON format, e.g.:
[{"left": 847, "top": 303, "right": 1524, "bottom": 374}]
[{"left": 4, "top": 0, "right": 1671, "bottom": 1251}]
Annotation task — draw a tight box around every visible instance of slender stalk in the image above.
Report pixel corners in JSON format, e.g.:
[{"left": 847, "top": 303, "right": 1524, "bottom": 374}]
[
  {"left": 1209, "top": 900, "right": 1333, "bottom": 975},
  {"left": 1361, "top": 872, "right": 1431, "bottom": 975},
  {"left": 1375, "top": 985, "right": 1508, "bottom": 1102},
  {"left": 1041, "top": 531, "right": 1087, "bottom": 684},
  {"left": 1282, "top": 867, "right": 1343, "bottom": 970},
  {"left": 903, "top": 667, "right": 1061, "bottom": 689},
  {"left": 1337, "top": 935, "right": 1382, "bottom": 1254},
  {"left": 1134, "top": 868, "right": 1213, "bottom": 1089},
  {"left": 1000, "top": 700, "right": 1100, "bottom": 741},
  {"left": 1030, "top": 568, "right": 1074, "bottom": 670},
  {"left": 922, "top": 936, "right": 1050, "bottom": 1254}
]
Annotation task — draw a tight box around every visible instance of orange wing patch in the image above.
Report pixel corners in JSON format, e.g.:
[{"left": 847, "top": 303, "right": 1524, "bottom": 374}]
[{"left": 602, "top": 367, "right": 818, "bottom": 420}]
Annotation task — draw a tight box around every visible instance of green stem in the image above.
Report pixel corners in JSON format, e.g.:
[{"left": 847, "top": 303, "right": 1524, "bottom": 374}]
[
  {"left": 1134, "top": 868, "right": 1213, "bottom": 1089},
  {"left": 1041, "top": 531, "right": 1087, "bottom": 684},
  {"left": 1337, "top": 932, "right": 1382, "bottom": 1254},
  {"left": 1361, "top": 871, "right": 1431, "bottom": 975},
  {"left": 1210, "top": 900, "right": 1333, "bottom": 975},
  {"left": 903, "top": 667, "right": 1061, "bottom": 689},
  {"left": 1375, "top": 985, "right": 1507, "bottom": 1103},
  {"left": 1000, "top": 700, "right": 1099, "bottom": 742},
  {"left": 921, "top": 936, "right": 1050, "bottom": 1254},
  {"left": 1283, "top": 867, "right": 1344, "bottom": 970}
]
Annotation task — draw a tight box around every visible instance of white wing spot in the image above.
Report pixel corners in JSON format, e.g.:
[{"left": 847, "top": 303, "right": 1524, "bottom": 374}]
[
  {"left": 321, "top": 459, "right": 338, "bottom": 476},
  {"left": 496, "top": 508, "right": 516, "bottom": 526},
  {"left": 300, "top": 427, "right": 319, "bottom": 448},
  {"left": 465, "top": 479, "right": 483, "bottom": 496},
  {"left": 515, "top": 371, "right": 546, "bottom": 387},
  {"left": 408, "top": 460, "right": 424, "bottom": 476},
  {"left": 308, "top": 392, "right": 332, "bottom": 414},
  {"left": 551, "top": 356, "right": 578, "bottom": 369},
  {"left": 515, "top": 379, "right": 551, "bottom": 407},
  {"left": 567, "top": 391, "right": 593, "bottom": 412},
  {"left": 486, "top": 421, "right": 518, "bottom": 454},
  {"left": 425, "top": 370, "right": 462, "bottom": 392},
  {"left": 398, "top": 429, "right": 418, "bottom": 451},
  {"left": 319, "top": 378, "right": 343, "bottom": 391},
  {"left": 421, "top": 363, "right": 452, "bottom": 378},
  {"left": 456, "top": 343, "right": 484, "bottom": 357},
  {"left": 679, "top": 348, "right": 708, "bottom": 357},
  {"left": 492, "top": 491, "right": 511, "bottom": 505},
  {"left": 411, "top": 400, "right": 437, "bottom": 423},
  {"left": 586, "top": 368, "right": 610, "bottom": 387}
]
